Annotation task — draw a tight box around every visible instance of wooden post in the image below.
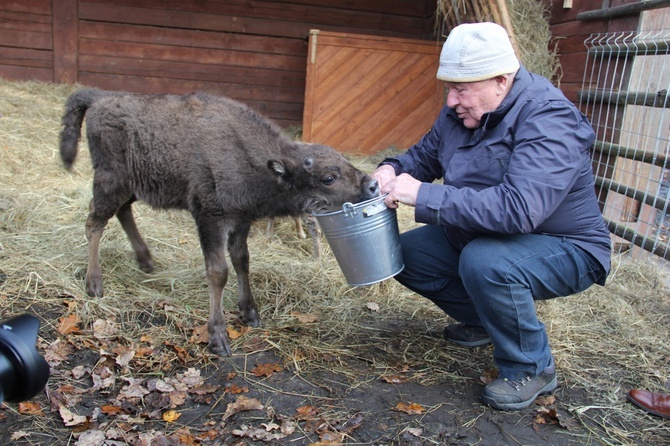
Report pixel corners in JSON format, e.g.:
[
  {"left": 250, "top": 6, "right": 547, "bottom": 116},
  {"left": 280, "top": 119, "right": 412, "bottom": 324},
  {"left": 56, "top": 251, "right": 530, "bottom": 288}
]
[
  {"left": 493, "top": 0, "right": 522, "bottom": 64},
  {"left": 52, "top": 0, "right": 78, "bottom": 84}
]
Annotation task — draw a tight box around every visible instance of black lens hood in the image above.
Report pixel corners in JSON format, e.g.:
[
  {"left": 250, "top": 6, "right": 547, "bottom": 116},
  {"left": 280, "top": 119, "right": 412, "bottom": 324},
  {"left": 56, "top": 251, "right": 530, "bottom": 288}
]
[{"left": 0, "top": 314, "right": 50, "bottom": 403}]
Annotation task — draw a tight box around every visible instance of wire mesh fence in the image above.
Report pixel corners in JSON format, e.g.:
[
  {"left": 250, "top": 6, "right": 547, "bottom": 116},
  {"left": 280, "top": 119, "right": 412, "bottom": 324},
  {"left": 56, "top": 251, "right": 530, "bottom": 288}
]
[{"left": 580, "top": 29, "right": 670, "bottom": 264}]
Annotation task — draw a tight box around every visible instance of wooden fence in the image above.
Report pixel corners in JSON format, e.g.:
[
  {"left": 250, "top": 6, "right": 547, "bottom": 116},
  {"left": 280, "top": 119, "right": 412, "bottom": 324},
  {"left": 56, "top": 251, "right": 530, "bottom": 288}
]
[
  {"left": 0, "top": 0, "right": 436, "bottom": 128},
  {"left": 302, "top": 30, "right": 444, "bottom": 154}
]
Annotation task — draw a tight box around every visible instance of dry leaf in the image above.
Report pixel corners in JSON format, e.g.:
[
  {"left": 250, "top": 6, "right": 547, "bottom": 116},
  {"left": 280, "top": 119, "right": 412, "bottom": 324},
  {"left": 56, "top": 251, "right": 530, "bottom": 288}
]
[
  {"left": 251, "top": 362, "right": 283, "bottom": 378},
  {"left": 394, "top": 402, "right": 425, "bottom": 415},
  {"left": 365, "top": 302, "right": 380, "bottom": 312},
  {"left": 114, "top": 346, "right": 135, "bottom": 367},
  {"left": 58, "top": 406, "right": 87, "bottom": 426},
  {"left": 57, "top": 314, "right": 81, "bottom": 335},
  {"left": 224, "top": 383, "right": 249, "bottom": 394},
  {"left": 164, "top": 342, "right": 191, "bottom": 363},
  {"left": 162, "top": 410, "right": 181, "bottom": 422},
  {"left": 381, "top": 374, "right": 408, "bottom": 384},
  {"left": 189, "top": 324, "right": 209, "bottom": 344},
  {"left": 222, "top": 395, "right": 264, "bottom": 420},
  {"left": 535, "top": 394, "right": 556, "bottom": 406},
  {"left": 100, "top": 405, "right": 123, "bottom": 415},
  {"left": 10, "top": 431, "right": 30, "bottom": 441},
  {"left": 92, "top": 318, "right": 118, "bottom": 340},
  {"left": 479, "top": 368, "right": 499, "bottom": 385},
  {"left": 295, "top": 405, "right": 320, "bottom": 420},
  {"left": 18, "top": 401, "right": 43, "bottom": 416}
]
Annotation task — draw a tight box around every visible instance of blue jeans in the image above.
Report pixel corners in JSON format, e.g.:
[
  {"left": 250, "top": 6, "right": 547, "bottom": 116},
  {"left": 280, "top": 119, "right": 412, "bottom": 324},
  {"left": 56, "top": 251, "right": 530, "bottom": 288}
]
[{"left": 395, "top": 225, "right": 606, "bottom": 380}]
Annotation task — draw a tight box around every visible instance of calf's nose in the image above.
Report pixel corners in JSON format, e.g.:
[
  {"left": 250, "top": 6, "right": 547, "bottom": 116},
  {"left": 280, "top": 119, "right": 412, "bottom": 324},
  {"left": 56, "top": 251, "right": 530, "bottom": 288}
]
[{"left": 366, "top": 178, "right": 380, "bottom": 197}]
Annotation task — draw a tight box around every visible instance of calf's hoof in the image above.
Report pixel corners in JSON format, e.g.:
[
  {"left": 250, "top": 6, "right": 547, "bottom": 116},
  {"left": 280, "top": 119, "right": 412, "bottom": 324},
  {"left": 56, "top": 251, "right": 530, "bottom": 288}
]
[
  {"left": 240, "top": 308, "right": 261, "bottom": 327},
  {"left": 86, "top": 277, "right": 103, "bottom": 298},
  {"left": 208, "top": 326, "right": 232, "bottom": 357}
]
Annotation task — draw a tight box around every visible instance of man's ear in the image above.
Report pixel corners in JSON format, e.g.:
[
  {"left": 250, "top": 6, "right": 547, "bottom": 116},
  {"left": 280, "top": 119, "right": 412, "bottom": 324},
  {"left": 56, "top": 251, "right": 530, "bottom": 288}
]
[{"left": 495, "top": 74, "right": 511, "bottom": 95}]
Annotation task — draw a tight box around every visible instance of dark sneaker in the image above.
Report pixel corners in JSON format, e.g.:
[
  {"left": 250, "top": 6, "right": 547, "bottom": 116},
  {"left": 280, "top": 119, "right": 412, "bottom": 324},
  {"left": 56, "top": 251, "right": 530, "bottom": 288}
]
[
  {"left": 481, "top": 370, "right": 558, "bottom": 411},
  {"left": 443, "top": 323, "right": 492, "bottom": 347}
]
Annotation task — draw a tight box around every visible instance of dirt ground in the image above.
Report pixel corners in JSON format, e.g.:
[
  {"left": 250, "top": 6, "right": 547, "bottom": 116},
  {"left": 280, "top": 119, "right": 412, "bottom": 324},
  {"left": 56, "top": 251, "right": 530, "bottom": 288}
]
[{"left": 0, "top": 289, "right": 653, "bottom": 446}]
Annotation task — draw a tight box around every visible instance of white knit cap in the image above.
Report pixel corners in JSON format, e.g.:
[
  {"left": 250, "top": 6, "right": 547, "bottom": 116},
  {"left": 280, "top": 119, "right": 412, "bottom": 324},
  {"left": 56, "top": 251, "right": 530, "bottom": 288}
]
[{"left": 436, "top": 22, "right": 520, "bottom": 82}]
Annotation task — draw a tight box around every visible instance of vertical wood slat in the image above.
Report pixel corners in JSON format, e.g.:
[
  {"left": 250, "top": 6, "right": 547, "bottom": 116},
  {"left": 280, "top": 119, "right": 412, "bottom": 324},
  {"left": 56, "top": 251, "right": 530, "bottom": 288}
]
[
  {"left": 52, "top": 0, "right": 78, "bottom": 84},
  {"left": 303, "top": 29, "right": 444, "bottom": 154}
]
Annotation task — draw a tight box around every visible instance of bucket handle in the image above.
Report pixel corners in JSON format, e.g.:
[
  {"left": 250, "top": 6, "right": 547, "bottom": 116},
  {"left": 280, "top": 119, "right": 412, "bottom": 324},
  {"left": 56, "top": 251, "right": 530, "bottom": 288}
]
[{"left": 342, "top": 202, "right": 358, "bottom": 218}]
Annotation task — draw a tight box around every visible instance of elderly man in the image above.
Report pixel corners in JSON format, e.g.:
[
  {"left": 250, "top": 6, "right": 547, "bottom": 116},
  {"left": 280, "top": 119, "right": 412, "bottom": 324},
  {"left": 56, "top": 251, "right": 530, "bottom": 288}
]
[{"left": 372, "top": 22, "right": 611, "bottom": 410}]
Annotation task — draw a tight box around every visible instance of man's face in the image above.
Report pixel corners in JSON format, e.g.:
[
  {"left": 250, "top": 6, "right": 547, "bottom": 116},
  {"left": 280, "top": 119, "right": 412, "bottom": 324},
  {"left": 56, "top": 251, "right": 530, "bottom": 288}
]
[{"left": 444, "top": 78, "right": 505, "bottom": 129}]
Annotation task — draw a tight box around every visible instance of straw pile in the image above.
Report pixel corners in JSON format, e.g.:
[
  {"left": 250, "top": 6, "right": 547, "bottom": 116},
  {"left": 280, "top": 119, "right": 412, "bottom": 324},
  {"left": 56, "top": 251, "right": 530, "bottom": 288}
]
[{"left": 0, "top": 78, "right": 669, "bottom": 444}]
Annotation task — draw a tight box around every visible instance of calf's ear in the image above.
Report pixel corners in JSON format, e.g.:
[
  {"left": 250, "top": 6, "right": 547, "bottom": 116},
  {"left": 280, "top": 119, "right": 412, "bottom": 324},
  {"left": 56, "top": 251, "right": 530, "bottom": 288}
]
[{"left": 268, "top": 159, "right": 286, "bottom": 176}]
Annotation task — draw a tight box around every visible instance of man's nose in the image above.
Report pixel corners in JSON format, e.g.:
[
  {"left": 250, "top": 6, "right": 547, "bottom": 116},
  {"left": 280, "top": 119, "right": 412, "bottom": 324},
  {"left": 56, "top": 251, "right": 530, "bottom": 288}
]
[{"left": 446, "top": 90, "right": 459, "bottom": 108}]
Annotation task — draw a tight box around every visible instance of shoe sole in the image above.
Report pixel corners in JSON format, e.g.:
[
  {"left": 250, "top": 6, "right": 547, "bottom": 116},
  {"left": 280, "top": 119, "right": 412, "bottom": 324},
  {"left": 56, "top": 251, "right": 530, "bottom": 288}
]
[
  {"left": 444, "top": 336, "right": 492, "bottom": 348},
  {"left": 481, "top": 375, "right": 558, "bottom": 411}
]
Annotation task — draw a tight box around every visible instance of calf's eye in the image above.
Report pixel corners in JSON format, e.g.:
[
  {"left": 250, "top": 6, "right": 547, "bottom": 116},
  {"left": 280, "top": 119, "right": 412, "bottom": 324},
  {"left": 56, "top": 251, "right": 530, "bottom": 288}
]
[{"left": 321, "top": 175, "right": 336, "bottom": 186}]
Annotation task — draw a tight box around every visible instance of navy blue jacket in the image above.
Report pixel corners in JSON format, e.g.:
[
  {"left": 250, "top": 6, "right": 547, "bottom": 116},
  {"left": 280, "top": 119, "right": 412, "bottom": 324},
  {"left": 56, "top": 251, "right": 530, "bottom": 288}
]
[{"left": 382, "top": 66, "right": 611, "bottom": 280}]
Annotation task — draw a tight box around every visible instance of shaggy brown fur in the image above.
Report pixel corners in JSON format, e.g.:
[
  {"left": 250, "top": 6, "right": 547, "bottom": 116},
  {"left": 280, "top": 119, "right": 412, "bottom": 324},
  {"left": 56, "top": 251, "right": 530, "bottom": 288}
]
[{"left": 59, "top": 88, "right": 379, "bottom": 356}]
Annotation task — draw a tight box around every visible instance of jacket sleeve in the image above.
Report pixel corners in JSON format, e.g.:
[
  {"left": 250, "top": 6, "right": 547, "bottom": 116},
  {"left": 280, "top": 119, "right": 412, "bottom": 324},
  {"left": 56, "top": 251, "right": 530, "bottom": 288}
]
[
  {"left": 380, "top": 106, "right": 449, "bottom": 183},
  {"left": 415, "top": 100, "right": 596, "bottom": 233}
]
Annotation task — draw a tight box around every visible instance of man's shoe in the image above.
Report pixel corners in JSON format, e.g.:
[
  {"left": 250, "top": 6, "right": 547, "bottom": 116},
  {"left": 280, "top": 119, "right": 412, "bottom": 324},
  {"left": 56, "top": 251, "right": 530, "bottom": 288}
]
[
  {"left": 628, "top": 389, "right": 670, "bottom": 419},
  {"left": 443, "top": 323, "right": 492, "bottom": 347},
  {"left": 481, "top": 370, "right": 558, "bottom": 411}
]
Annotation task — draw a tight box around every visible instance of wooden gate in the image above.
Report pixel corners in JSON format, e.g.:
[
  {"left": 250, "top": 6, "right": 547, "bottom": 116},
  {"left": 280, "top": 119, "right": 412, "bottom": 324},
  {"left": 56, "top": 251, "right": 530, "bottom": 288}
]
[{"left": 302, "top": 30, "right": 445, "bottom": 154}]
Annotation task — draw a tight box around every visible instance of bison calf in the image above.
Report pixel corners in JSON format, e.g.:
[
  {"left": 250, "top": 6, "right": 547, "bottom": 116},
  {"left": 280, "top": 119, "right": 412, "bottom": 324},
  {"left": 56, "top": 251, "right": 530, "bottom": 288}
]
[{"left": 59, "top": 88, "right": 379, "bottom": 356}]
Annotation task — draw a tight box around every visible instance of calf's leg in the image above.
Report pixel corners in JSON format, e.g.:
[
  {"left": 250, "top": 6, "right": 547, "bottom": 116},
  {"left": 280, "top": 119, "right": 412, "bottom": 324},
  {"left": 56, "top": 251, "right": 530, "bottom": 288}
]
[
  {"left": 227, "top": 222, "right": 260, "bottom": 327},
  {"left": 116, "top": 198, "right": 154, "bottom": 273},
  {"left": 85, "top": 171, "right": 133, "bottom": 297},
  {"left": 195, "top": 215, "right": 233, "bottom": 356}
]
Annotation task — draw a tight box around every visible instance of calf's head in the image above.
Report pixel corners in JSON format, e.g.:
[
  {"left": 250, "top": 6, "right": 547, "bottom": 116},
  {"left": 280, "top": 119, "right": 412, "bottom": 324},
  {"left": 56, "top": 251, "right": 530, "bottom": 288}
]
[{"left": 268, "top": 143, "right": 379, "bottom": 213}]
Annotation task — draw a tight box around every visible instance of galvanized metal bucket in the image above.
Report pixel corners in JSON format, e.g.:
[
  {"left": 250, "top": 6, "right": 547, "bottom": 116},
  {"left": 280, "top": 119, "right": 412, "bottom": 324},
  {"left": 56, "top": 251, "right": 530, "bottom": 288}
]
[{"left": 313, "top": 194, "right": 404, "bottom": 286}]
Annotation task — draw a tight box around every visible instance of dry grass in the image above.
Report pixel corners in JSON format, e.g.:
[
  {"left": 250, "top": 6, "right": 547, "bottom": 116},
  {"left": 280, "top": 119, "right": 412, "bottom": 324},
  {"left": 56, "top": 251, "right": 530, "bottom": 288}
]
[{"left": 1, "top": 78, "right": 669, "bottom": 444}]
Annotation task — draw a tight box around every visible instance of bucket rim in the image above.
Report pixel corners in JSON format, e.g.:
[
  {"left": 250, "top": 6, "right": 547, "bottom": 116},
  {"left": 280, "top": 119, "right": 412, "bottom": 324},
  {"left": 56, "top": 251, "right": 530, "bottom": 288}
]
[{"left": 312, "top": 193, "right": 388, "bottom": 218}]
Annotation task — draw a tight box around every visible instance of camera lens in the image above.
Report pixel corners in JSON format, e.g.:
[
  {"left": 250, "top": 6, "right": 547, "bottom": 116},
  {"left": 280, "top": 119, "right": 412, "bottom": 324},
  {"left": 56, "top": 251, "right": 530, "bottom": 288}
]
[{"left": 0, "top": 314, "right": 50, "bottom": 403}]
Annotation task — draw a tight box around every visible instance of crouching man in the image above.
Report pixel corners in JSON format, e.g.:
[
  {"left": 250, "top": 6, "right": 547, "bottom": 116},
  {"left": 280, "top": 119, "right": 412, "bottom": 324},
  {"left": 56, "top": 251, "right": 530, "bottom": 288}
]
[{"left": 372, "top": 22, "right": 611, "bottom": 410}]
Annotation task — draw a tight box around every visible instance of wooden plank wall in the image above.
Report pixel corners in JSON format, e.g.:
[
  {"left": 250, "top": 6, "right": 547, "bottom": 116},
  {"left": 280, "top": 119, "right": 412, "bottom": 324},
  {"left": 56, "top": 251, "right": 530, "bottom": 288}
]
[
  {"left": 303, "top": 30, "right": 444, "bottom": 154},
  {"left": 0, "top": 0, "right": 437, "bottom": 128}
]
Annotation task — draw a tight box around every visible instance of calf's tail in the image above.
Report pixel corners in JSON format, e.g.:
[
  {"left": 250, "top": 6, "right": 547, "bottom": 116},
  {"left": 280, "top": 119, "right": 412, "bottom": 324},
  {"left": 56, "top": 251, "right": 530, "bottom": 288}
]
[{"left": 59, "top": 88, "right": 107, "bottom": 170}]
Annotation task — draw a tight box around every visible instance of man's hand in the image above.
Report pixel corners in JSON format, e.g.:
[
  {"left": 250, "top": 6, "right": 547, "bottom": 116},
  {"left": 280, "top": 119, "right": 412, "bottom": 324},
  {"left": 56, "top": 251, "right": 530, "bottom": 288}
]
[{"left": 380, "top": 173, "right": 421, "bottom": 209}]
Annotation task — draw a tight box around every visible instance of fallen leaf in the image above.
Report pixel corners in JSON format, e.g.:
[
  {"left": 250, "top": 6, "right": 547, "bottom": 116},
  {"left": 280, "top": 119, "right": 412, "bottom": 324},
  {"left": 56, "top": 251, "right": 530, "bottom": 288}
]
[
  {"left": 92, "top": 318, "right": 118, "bottom": 340},
  {"left": 113, "top": 346, "right": 135, "bottom": 367},
  {"left": 381, "top": 374, "right": 408, "bottom": 384},
  {"left": 251, "top": 362, "right": 283, "bottom": 378},
  {"left": 394, "top": 402, "right": 425, "bottom": 415},
  {"left": 479, "top": 368, "right": 499, "bottom": 385},
  {"left": 58, "top": 406, "right": 87, "bottom": 426},
  {"left": 232, "top": 424, "right": 286, "bottom": 442},
  {"left": 295, "top": 405, "right": 320, "bottom": 420},
  {"left": 57, "top": 314, "right": 81, "bottom": 335},
  {"left": 164, "top": 342, "right": 191, "bottom": 363},
  {"left": 226, "top": 325, "right": 251, "bottom": 341},
  {"left": 18, "top": 401, "right": 43, "bottom": 416},
  {"left": 101, "top": 405, "right": 123, "bottom": 415},
  {"left": 535, "top": 394, "right": 556, "bottom": 406},
  {"left": 336, "top": 412, "right": 363, "bottom": 434},
  {"left": 262, "top": 421, "right": 281, "bottom": 431},
  {"left": 189, "top": 324, "right": 209, "bottom": 344},
  {"left": 222, "top": 395, "right": 264, "bottom": 421},
  {"left": 10, "top": 431, "right": 30, "bottom": 440},
  {"left": 70, "top": 429, "right": 105, "bottom": 445},
  {"left": 365, "top": 302, "right": 380, "bottom": 312},
  {"left": 163, "top": 410, "right": 181, "bottom": 422},
  {"left": 224, "top": 383, "right": 249, "bottom": 394}
]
